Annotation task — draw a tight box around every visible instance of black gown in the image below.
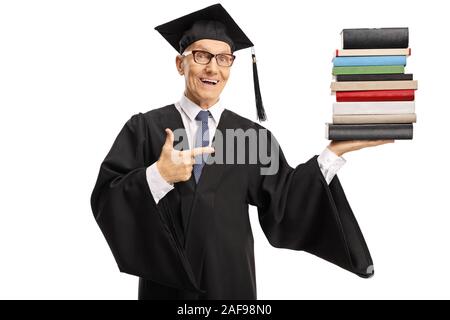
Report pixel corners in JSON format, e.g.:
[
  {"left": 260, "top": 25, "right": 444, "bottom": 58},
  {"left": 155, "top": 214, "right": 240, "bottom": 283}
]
[{"left": 90, "top": 104, "right": 373, "bottom": 300}]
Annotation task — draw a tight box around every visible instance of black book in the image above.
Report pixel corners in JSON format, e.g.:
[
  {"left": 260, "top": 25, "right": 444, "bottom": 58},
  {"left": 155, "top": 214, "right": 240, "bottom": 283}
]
[
  {"left": 326, "top": 123, "right": 413, "bottom": 140},
  {"left": 342, "top": 28, "right": 409, "bottom": 49},
  {"left": 336, "top": 73, "right": 414, "bottom": 82}
]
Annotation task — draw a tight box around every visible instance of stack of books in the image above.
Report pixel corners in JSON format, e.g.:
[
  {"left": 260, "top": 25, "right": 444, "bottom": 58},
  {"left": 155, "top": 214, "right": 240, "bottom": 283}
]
[{"left": 326, "top": 27, "right": 418, "bottom": 140}]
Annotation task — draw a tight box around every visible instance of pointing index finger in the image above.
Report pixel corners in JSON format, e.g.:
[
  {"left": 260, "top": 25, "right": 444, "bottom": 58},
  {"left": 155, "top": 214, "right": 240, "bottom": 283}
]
[{"left": 187, "top": 146, "right": 215, "bottom": 158}]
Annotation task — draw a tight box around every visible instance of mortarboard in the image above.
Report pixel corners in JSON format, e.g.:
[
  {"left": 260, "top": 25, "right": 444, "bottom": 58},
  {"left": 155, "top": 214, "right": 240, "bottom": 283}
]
[{"left": 155, "top": 3, "right": 266, "bottom": 121}]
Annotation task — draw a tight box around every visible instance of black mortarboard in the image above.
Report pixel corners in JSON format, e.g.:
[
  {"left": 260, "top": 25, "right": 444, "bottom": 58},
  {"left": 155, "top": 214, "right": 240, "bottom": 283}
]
[{"left": 155, "top": 3, "right": 266, "bottom": 121}]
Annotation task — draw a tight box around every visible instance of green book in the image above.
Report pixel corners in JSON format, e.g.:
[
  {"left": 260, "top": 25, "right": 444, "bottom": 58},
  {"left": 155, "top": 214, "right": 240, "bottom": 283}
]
[{"left": 332, "top": 65, "right": 405, "bottom": 75}]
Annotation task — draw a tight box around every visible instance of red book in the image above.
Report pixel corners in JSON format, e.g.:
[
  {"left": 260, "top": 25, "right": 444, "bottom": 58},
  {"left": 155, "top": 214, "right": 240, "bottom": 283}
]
[{"left": 336, "top": 89, "right": 415, "bottom": 102}]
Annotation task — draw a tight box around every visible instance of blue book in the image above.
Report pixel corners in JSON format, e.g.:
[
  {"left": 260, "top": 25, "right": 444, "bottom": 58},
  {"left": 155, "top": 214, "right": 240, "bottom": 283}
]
[{"left": 333, "top": 55, "right": 407, "bottom": 67}]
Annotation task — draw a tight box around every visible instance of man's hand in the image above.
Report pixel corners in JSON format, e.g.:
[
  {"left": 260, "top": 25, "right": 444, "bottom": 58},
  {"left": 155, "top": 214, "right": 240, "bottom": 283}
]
[
  {"left": 327, "top": 140, "right": 395, "bottom": 157},
  {"left": 156, "top": 128, "right": 215, "bottom": 184}
]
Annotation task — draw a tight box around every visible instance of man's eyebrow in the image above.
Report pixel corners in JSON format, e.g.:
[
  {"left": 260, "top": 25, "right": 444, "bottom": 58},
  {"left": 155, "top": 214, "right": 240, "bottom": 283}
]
[{"left": 191, "top": 47, "right": 232, "bottom": 54}]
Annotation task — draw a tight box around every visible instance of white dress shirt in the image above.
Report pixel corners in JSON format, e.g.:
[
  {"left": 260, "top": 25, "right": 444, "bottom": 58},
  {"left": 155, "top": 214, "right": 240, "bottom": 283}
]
[{"left": 146, "top": 95, "right": 346, "bottom": 204}]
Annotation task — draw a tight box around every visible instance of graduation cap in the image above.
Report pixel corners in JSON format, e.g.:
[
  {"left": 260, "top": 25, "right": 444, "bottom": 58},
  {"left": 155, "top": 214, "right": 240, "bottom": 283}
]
[{"left": 155, "top": 3, "right": 267, "bottom": 121}]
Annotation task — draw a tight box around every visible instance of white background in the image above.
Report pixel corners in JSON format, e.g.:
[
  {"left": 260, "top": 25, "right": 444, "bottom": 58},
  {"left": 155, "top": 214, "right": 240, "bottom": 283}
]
[{"left": 0, "top": 0, "right": 448, "bottom": 299}]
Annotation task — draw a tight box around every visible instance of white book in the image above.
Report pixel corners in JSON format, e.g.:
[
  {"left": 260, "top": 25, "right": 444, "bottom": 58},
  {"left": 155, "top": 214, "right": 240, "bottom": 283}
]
[
  {"left": 331, "top": 80, "right": 418, "bottom": 92},
  {"left": 333, "top": 101, "right": 415, "bottom": 115},
  {"left": 333, "top": 113, "right": 417, "bottom": 124},
  {"left": 335, "top": 48, "right": 411, "bottom": 57}
]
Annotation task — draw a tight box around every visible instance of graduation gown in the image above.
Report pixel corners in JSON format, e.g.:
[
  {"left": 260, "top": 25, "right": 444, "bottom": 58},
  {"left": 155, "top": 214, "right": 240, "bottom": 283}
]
[{"left": 90, "top": 104, "right": 374, "bottom": 300}]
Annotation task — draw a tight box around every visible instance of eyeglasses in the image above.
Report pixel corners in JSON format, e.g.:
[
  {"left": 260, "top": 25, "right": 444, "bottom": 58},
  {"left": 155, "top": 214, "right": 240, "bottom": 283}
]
[{"left": 183, "top": 50, "right": 236, "bottom": 67}]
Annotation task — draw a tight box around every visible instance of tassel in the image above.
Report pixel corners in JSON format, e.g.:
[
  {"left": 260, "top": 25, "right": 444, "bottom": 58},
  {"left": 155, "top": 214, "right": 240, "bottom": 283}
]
[{"left": 251, "top": 47, "right": 267, "bottom": 121}]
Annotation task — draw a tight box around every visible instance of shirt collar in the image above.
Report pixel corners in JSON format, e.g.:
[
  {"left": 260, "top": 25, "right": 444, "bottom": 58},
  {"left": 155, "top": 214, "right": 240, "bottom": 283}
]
[{"left": 179, "top": 94, "right": 224, "bottom": 124}]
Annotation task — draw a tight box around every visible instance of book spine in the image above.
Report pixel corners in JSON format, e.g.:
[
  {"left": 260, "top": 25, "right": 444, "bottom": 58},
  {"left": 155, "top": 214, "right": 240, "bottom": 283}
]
[
  {"left": 332, "top": 114, "right": 417, "bottom": 124},
  {"left": 331, "top": 80, "right": 418, "bottom": 91},
  {"left": 336, "top": 74, "right": 413, "bottom": 82},
  {"left": 333, "top": 55, "right": 407, "bottom": 67},
  {"left": 332, "top": 65, "right": 405, "bottom": 75},
  {"left": 336, "top": 48, "right": 411, "bottom": 57},
  {"left": 342, "top": 28, "right": 409, "bottom": 49},
  {"left": 336, "top": 90, "right": 415, "bottom": 102},
  {"left": 327, "top": 124, "right": 413, "bottom": 140},
  {"left": 333, "top": 101, "right": 415, "bottom": 115}
]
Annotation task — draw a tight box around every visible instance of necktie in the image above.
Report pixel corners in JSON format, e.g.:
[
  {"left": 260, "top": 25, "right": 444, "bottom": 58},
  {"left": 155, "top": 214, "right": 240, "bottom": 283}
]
[{"left": 193, "top": 110, "right": 210, "bottom": 183}]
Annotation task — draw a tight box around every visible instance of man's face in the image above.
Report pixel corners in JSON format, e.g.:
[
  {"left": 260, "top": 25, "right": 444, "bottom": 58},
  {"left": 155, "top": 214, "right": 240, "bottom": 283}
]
[{"left": 176, "top": 39, "right": 232, "bottom": 108}]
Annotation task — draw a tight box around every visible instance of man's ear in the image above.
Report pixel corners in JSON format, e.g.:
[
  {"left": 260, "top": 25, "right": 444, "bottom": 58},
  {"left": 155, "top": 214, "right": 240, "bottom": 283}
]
[{"left": 175, "top": 55, "right": 184, "bottom": 75}]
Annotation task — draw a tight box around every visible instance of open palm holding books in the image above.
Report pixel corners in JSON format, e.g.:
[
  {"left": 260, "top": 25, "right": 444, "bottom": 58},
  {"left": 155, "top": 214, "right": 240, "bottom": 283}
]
[{"left": 327, "top": 139, "right": 394, "bottom": 157}]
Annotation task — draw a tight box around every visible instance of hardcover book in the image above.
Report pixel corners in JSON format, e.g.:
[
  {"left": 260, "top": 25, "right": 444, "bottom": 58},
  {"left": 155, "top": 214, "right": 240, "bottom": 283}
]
[
  {"left": 333, "top": 55, "right": 407, "bottom": 67},
  {"left": 331, "top": 80, "right": 418, "bottom": 92},
  {"left": 336, "top": 48, "right": 411, "bottom": 57},
  {"left": 336, "top": 89, "right": 415, "bottom": 102},
  {"left": 333, "top": 101, "right": 415, "bottom": 115},
  {"left": 332, "top": 65, "right": 405, "bottom": 75},
  {"left": 335, "top": 74, "right": 413, "bottom": 82},
  {"left": 326, "top": 123, "right": 413, "bottom": 140},
  {"left": 342, "top": 27, "right": 409, "bottom": 49},
  {"left": 332, "top": 114, "right": 417, "bottom": 124}
]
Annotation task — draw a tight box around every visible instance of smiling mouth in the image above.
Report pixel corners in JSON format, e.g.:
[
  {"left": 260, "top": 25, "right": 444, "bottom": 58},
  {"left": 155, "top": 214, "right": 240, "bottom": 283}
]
[{"left": 200, "top": 78, "right": 220, "bottom": 86}]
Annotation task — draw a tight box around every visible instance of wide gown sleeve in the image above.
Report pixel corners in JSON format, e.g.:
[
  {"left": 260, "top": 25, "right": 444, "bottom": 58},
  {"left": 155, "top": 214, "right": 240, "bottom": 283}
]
[
  {"left": 247, "top": 130, "right": 374, "bottom": 278},
  {"left": 90, "top": 114, "right": 201, "bottom": 293}
]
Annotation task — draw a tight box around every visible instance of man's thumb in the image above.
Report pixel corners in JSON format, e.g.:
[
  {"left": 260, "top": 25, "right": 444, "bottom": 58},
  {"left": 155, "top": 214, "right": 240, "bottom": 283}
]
[{"left": 164, "top": 128, "right": 174, "bottom": 148}]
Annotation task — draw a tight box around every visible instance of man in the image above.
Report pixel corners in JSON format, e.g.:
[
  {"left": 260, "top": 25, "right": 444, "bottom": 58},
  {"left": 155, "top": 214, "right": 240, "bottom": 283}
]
[{"left": 91, "top": 4, "right": 393, "bottom": 300}]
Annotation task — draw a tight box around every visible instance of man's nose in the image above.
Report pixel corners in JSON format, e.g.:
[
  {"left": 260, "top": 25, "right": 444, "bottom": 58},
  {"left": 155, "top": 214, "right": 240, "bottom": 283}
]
[{"left": 204, "top": 57, "right": 219, "bottom": 73}]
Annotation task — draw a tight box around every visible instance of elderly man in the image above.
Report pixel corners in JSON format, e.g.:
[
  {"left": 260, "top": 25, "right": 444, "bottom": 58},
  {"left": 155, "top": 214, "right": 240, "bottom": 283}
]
[{"left": 91, "top": 4, "right": 392, "bottom": 300}]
